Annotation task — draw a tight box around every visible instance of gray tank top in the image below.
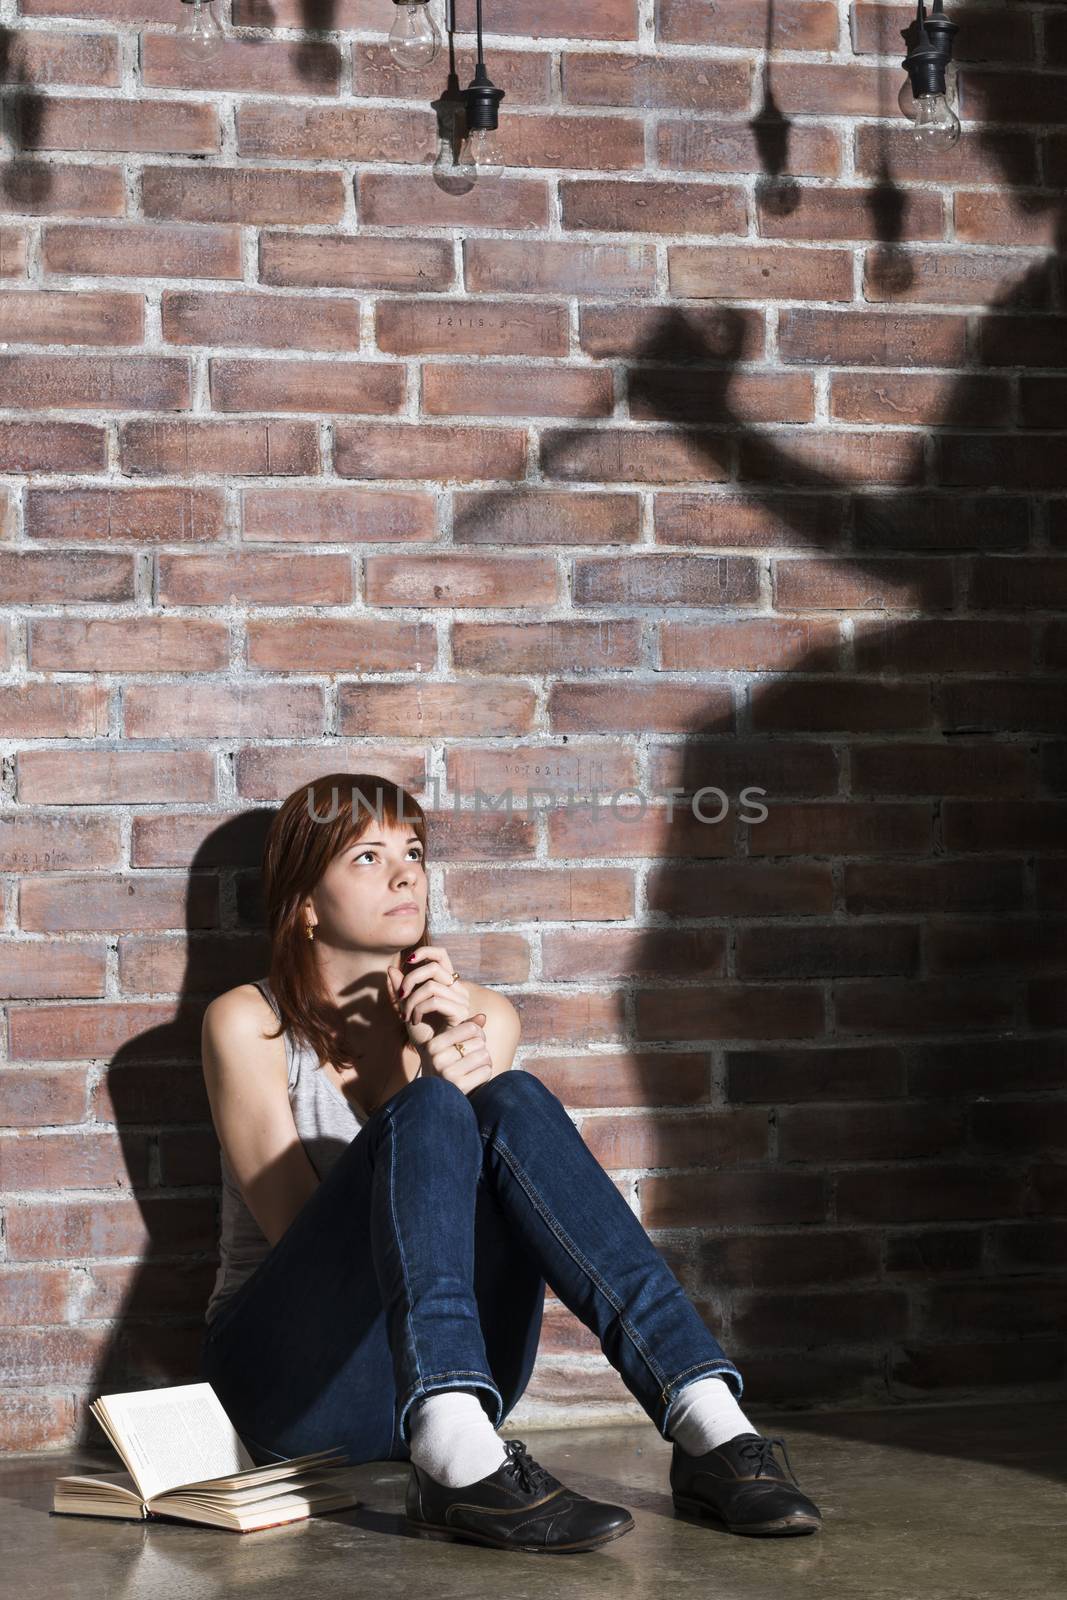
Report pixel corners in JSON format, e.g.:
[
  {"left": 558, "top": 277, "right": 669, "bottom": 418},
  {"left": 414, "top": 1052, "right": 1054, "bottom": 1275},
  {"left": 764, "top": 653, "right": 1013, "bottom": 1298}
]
[{"left": 204, "top": 976, "right": 368, "bottom": 1327}]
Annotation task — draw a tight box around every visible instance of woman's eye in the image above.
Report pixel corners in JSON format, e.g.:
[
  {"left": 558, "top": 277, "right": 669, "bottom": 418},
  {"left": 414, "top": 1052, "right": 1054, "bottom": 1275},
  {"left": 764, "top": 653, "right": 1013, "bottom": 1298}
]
[{"left": 354, "top": 849, "right": 423, "bottom": 863}]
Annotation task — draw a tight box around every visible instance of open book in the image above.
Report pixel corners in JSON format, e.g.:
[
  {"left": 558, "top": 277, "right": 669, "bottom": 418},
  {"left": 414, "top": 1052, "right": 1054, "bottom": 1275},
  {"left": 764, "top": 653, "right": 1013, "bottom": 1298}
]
[{"left": 52, "top": 1381, "right": 361, "bottom": 1532}]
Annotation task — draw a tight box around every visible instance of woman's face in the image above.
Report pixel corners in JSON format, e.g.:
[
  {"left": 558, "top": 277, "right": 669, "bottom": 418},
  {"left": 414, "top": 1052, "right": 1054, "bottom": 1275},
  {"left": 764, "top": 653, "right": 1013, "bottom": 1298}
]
[{"left": 305, "top": 818, "right": 427, "bottom": 955}]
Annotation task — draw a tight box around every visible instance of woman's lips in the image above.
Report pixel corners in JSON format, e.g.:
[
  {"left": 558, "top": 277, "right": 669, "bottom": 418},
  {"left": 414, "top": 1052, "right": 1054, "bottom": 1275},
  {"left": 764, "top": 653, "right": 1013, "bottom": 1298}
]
[{"left": 385, "top": 905, "right": 419, "bottom": 915}]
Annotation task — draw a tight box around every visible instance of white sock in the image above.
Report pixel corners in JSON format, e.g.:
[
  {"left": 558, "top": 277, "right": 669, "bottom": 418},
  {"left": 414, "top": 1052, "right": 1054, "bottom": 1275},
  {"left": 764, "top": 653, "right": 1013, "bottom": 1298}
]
[
  {"left": 408, "top": 1388, "right": 508, "bottom": 1488},
  {"left": 667, "top": 1374, "right": 760, "bottom": 1456}
]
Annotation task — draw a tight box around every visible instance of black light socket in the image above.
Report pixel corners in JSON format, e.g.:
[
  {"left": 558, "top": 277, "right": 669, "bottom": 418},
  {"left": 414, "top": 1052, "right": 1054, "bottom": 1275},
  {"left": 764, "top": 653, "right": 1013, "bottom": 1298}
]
[
  {"left": 901, "top": 0, "right": 958, "bottom": 99},
  {"left": 463, "top": 60, "right": 504, "bottom": 131}
]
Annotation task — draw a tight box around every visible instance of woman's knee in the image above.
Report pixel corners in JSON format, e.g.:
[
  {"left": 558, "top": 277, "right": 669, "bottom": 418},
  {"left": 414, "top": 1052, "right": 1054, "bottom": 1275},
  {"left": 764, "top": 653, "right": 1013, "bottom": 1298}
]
[{"left": 470, "top": 1068, "right": 561, "bottom": 1117}]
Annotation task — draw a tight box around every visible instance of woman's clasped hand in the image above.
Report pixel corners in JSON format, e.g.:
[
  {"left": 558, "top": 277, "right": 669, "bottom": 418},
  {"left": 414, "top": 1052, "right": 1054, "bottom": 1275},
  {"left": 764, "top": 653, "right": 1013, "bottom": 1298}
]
[{"left": 386, "top": 944, "right": 494, "bottom": 1095}]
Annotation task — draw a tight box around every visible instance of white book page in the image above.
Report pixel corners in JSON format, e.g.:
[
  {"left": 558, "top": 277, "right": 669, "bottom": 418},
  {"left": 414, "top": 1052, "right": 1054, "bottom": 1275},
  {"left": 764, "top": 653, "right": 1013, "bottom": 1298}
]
[{"left": 97, "top": 1382, "right": 256, "bottom": 1503}]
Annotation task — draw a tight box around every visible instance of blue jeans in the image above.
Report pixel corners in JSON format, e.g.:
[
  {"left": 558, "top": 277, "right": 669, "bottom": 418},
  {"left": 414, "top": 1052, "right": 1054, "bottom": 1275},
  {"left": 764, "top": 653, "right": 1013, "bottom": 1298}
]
[{"left": 198, "top": 1070, "right": 743, "bottom": 1466}]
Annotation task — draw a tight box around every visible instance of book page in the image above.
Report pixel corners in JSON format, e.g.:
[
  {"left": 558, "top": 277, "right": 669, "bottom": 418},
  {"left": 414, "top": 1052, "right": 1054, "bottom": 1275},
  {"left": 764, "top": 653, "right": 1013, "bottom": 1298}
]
[{"left": 96, "top": 1382, "right": 256, "bottom": 1502}]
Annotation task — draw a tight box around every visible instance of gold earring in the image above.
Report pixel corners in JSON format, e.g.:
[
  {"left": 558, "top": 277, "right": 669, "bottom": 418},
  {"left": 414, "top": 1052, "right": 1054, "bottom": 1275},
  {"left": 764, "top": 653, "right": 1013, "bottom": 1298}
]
[{"left": 304, "top": 920, "right": 315, "bottom": 940}]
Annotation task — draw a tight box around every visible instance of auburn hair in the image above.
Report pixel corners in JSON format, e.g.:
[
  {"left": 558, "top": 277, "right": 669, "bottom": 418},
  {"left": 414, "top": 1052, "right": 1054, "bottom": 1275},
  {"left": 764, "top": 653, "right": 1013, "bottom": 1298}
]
[{"left": 259, "top": 772, "right": 432, "bottom": 1075}]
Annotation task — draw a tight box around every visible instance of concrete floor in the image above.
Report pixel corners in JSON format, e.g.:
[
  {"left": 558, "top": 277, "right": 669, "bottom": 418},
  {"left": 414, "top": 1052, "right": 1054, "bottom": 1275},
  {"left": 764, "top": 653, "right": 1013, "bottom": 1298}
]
[{"left": 4, "top": 1400, "right": 1066, "bottom": 1600}]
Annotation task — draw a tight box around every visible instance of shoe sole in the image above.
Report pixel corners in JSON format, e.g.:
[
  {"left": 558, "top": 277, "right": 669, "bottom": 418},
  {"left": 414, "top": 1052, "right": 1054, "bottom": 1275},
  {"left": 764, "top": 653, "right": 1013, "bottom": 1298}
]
[
  {"left": 672, "top": 1491, "right": 821, "bottom": 1538},
  {"left": 404, "top": 1513, "right": 636, "bottom": 1553}
]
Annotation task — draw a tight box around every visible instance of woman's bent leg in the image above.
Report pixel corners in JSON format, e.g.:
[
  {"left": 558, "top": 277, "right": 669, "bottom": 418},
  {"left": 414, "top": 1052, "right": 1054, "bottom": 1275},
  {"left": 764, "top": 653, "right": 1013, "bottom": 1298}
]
[
  {"left": 466, "top": 1070, "right": 745, "bottom": 1441},
  {"left": 200, "top": 1073, "right": 508, "bottom": 1464}
]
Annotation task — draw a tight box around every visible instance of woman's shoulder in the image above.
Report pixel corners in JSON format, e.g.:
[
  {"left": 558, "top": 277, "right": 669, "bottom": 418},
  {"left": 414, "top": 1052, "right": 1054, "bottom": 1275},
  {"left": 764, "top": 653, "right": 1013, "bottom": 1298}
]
[
  {"left": 464, "top": 979, "right": 519, "bottom": 1026},
  {"left": 203, "top": 978, "right": 280, "bottom": 1033}
]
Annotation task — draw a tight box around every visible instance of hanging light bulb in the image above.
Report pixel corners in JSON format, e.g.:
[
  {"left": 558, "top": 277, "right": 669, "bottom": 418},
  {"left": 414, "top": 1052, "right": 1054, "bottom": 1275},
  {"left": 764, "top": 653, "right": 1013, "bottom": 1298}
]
[
  {"left": 898, "top": 60, "right": 957, "bottom": 120},
  {"left": 177, "top": 0, "right": 225, "bottom": 65},
  {"left": 911, "top": 91, "right": 961, "bottom": 149},
  {"left": 388, "top": 0, "right": 440, "bottom": 71},
  {"left": 899, "top": 0, "right": 961, "bottom": 152},
  {"left": 454, "top": 125, "right": 503, "bottom": 181}
]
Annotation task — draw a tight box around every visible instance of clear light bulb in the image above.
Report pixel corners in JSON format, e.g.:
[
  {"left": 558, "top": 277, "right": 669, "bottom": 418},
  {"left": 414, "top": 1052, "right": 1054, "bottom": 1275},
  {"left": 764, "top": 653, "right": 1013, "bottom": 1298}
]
[
  {"left": 177, "top": 0, "right": 225, "bottom": 64},
  {"left": 388, "top": 1, "right": 440, "bottom": 71},
  {"left": 899, "top": 61, "right": 958, "bottom": 121},
  {"left": 911, "top": 92, "right": 961, "bottom": 150},
  {"left": 454, "top": 126, "right": 503, "bottom": 181}
]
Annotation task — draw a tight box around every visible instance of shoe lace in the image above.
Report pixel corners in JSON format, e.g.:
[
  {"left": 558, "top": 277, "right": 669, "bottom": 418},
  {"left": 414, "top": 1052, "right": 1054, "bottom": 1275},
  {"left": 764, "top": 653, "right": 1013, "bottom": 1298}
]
[
  {"left": 734, "top": 1434, "right": 799, "bottom": 1486},
  {"left": 501, "top": 1437, "right": 554, "bottom": 1495}
]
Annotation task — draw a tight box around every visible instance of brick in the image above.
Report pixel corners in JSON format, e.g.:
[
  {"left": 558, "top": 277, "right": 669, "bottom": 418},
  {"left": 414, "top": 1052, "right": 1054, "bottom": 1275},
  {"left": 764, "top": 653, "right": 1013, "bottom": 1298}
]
[
  {"left": 422, "top": 362, "right": 613, "bottom": 418},
  {"left": 940, "top": 436, "right": 1067, "bottom": 490},
  {"left": 0, "top": 228, "right": 29, "bottom": 277},
  {"left": 561, "top": 179, "right": 747, "bottom": 235},
  {"left": 123, "top": 682, "right": 325, "bottom": 739},
  {"left": 941, "top": 679, "right": 1067, "bottom": 734},
  {"left": 979, "top": 316, "right": 1067, "bottom": 368},
  {"left": 472, "top": 112, "right": 645, "bottom": 170},
  {"left": 727, "top": 1044, "right": 904, "bottom": 1103},
  {"left": 0, "top": 164, "right": 124, "bottom": 217},
  {"left": 863, "top": 247, "right": 1052, "bottom": 308},
  {"left": 758, "top": 185, "right": 943, "bottom": 241},
  {"left": 0, "top": 289, "right": 142, "bottom": 345},
  {"left": 0, "top": 421, "right": 105, "bottom": 473},
  {"left": 830, "top": 372, "right": 1010, "bottom": 427},
  {"left": 162, "top": 290, "right": 359, "bottom": 352},
  {"left": 333, "top": 422, "right": 528, "bottom": 481},
  {"left": 0, "top": 683, "right": 110, "bottom": 736},
  {"left": 657, "top": 118, "right": 841, "bottom": 178},
  {"left": 158, "top": 553, "right": 350, "bottom": 605},
  {"left": 736, "top": 922, "right": 919, "bottom": 980},
  {"left": 211, "top": 358, "right": 404, "bottom": 414},
  {"left": 549, "top": 681, "right": 733, "bottom": 736},
  {"left": 247, "top": 618, "right": 434, "bottom": 673},
  {"left": 628, "top": 370, "right": 814, "bottom": 424},
  {"left": 259, "top": 233, "right": 453, "bottom": 291},
  {"left": 769, "top": 63, "right": 889, "bottom": 116},
  {"left": 465, "top": 239, "right": 657, "bottom": 296},
  {"left": 353, "top": 43, "right": 553, "bottom": 106},
  {"left": 943, "top": 802, "right": 1067, "bottom": 853},
  {"left": 0, "top": 552, "right": 133, "bottom": 603},
  {"left": 43, "top": 222, "right": 242, "bottom": 280},
  {"left": 237, "top": 101, "right": 434, "bottom": 161},
  {"left": 360, "top": 174, "right": 549, "bottom": 230},
  {"left": 747, "top": 800, "right": 933, "bottom": 851},
  {"left": 377, "top": 298, "right": 568, "bottom": 357},
  {"left": 779, "top": 309, "right": 967, "bottom": 367},
  {"left": 580, "top": 304, "right": 765, "bottom": 361},
  {"left": 0, "top": 356, "right": 189, "bottom": 409},
  {"left": 751, "top": 684, "right": 934, "bottom": 732},
  {"left": 450, "top": 619, "right": 642, "bottom": 669},
  {"left": 857, "top": 614, "right": 1030, "bottom": 672},
  {"left": 446, "top": 742, "right": 638, "bottom": 801},
  {"left": 1020, "top": 377, "right": 1067, "bottom": 429},
  {"left": 573, "top": 554, "right": 759, "bottom": 606},
  {"left": 854, "top": 125, "right": 1038, "bottom": 186},
  {"left": 639, "top": 1170, "right": 827, "bottom": 1229},
  {"left": 966, "top": 557, "right": 1067, "bottom": 609},
  {"left": 526, "top": 1048, "right": 704, "bottom": 1107},
  {"left": 670, "top": 243, "right": 852, "bottom": 301},
  {"left": 655, "top": 492, "right": 845, "bottom": 549},
  {"left": 15, "top": 94, "right": 218, "bottom": 154},
  {"left": 660, "top": 616, "right": 841, "bottom": 670},
  {"left": 835, "top": 978, "right": 1015, "bottom": 1034},
  {"left": 733, "top": 1290, "right": 909, "bottom": 1347},
  {"left": 563, "top": 52, "right": 752, "bottom": 112},
  {"left": 849, "top": 742, "right": 1030, "bottom": 799},
  {"left": 242, "top": 487, "right": 435, "bottom": 543},
  {"left": 539, "top": 428, "right": 733, "bottom": 484},
  {"left": 774, "top": 557, "right": 953, "bottom": 610},
  {"left": 582, "top": 1107, "right": 765, "bottom": 1170},
  {"left": 449, "top": 0, "right": 638, "bottom": 38},
  {"left": 338, "top": 681, "right": 537, "bottom": 737},
  {"left": 29, "top": 619, "right": 228, "bottom": 675},
  {"left": 648, "top": 738, "right": 839, "bottom": 797},
  {"left": 21, "top": 875, "right": 198, "bottom": 934},
  {"left": 142, "top": 165, "right": 344, "bottom": 225},
  {"left": 658, "top": 0, "right": 838, "bottom": 50},
  {"left": 0, "top": 30, "right": 119, "bottom": 86},
  {"left": 25, "top": 487, "right": 225, "bottom": 543},
  {"left": 961, "top": 71, "right": 1067, "bottom": 125},
  {"left": 845, "top": 859, "right": 1026, "bottom": 915},
  {"left": 852, "top": 496, "right": 1029, "bottom": 553},
  {"left": 452, "top": 491, "right": 641, "bottom": 546},
  {"left": 738, "top": 430, "right": 923, "bottom": 486},
  {"left": 142, "top": 34, "right": 341, "bottom": 95},
  {"left": 954, "top": 191, "right": 1059, "bottom": 248},
  {"left": 119, "top": 419, "right": 319, "bottom": 476},
  {"left": 933, "top": 922, "right": 1067, "bottom": 979},
  {"left": 364, "top": 555, "right": 558, "bottom": 607}
]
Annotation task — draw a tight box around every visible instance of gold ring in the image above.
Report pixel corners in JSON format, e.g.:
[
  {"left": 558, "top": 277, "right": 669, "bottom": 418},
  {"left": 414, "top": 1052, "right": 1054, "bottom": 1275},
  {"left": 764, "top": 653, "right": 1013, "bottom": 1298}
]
[
  {"left": 449, "top": 970, "right": 460, "bottom": 985},
  {"left": 455, "top": 1040, "right": 466, "bottom": 1058}
]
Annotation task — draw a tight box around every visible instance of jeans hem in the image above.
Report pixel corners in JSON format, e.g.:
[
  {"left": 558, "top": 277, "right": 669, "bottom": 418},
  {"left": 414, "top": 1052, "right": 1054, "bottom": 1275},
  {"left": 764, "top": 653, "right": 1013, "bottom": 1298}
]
[
  {"left": 396, "top": 1370, "right": 504, "bottom": 1448},
  {"left": 659, "top": 1360, "right": 746, "bottom": 1440}
]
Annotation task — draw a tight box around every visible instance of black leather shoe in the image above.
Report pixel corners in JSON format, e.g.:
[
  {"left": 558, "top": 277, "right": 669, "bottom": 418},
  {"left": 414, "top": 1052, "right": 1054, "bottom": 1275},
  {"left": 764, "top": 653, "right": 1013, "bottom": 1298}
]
[
  {"left": 405, "top": 1436, "right": 636, "bottom": 1553},
  {"left": 670, "top": 1432, "right": 822, "bottom": 1536}
]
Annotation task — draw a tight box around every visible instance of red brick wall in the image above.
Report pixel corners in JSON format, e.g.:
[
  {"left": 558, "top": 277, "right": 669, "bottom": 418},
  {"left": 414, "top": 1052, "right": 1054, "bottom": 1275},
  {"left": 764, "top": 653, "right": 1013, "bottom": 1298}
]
[{"left": 1, "top": 0, "right": 1065, "bottom": 1451}]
